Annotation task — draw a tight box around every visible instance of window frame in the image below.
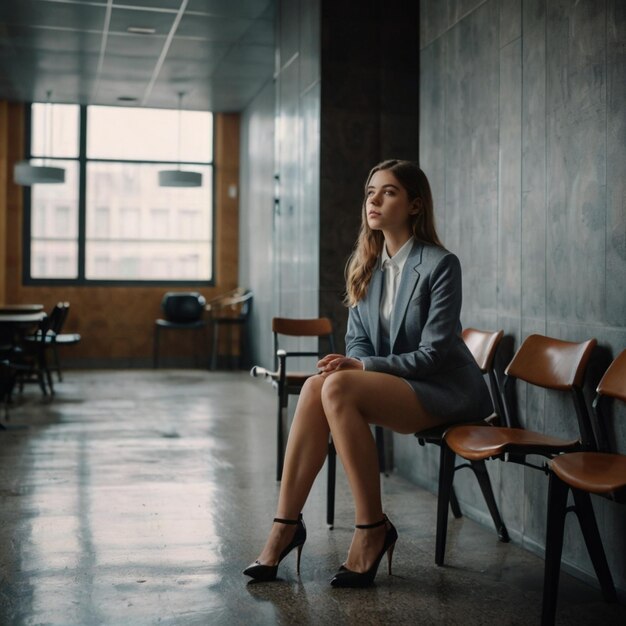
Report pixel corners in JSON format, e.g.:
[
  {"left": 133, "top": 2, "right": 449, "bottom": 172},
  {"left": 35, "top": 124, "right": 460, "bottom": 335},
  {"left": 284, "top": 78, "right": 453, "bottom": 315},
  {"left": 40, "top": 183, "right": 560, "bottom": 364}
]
[{"left": 22, "top": 104, "right": 216, "bottom": 287}]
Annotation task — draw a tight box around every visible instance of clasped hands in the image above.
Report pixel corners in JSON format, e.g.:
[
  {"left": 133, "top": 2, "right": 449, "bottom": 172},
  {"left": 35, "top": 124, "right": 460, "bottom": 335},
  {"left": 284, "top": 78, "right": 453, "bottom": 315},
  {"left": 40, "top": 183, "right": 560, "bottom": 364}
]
[{"left": 317, "top": 354, "right": 364, "bottom": 377}]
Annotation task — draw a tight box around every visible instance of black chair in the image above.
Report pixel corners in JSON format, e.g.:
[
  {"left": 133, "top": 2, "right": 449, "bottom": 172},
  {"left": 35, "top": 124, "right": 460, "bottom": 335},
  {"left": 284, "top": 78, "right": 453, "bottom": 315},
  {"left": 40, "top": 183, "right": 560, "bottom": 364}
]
[
  {"left": 251, "top": 317, "right": 336, "bottom": 482},
  {"left": 541, "top": 349, "right": 626, "bottom": 625},
  {"left": 47, "top": 302, "right": 80, "bottom": 381},
  {"left": 207, "top": 290, "right": 253, "bottom": 370},
  {"left": 413, "top": 328, "right": 510, "bottom": 563},
  {"left": 24, "top": 302, "right": 80, "bottom": 383},
  {"left": 440, "top": 334, "right": 597, "bottom": 568},
  {"left": 252, "top": 317, "right": 390, "bottom": 527},
  {"left": 153, "top": 292, "right": 207, "bottom": 368}
]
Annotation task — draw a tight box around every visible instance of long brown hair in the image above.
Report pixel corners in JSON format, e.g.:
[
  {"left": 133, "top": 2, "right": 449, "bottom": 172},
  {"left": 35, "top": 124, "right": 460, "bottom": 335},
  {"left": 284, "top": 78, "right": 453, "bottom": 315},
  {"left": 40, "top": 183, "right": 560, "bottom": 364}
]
[{"left": 344, "top": 160, "right": 443, "bottom": 306}]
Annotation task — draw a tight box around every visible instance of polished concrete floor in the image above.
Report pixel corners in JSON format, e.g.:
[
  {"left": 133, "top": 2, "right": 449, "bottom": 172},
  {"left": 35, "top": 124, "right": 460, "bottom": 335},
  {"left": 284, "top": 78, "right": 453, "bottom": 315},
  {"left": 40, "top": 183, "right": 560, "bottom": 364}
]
[{"left": 1, "top": 370, "right": 625, "bottom": 626}]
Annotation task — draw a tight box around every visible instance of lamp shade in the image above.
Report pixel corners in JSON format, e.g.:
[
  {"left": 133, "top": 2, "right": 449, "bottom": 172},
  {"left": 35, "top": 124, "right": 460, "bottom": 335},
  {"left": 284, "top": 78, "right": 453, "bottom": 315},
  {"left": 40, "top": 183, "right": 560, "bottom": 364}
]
[
  {"left": 158, "top": 169, "right": 202, "bottom": 187},
  {"left": 14, "top": 161, "right": 65, "bottom": 185}
]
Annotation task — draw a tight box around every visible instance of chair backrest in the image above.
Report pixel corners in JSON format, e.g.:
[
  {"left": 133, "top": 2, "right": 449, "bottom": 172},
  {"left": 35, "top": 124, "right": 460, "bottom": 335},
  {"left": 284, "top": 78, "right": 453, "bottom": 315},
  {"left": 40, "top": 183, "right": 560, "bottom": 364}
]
[
  {"left": 505, "top": 334, "right": 596, "bottom": 391},
  {"left": 161, "top": 292, "right": 206, "bottom": 323},
  {"left": 48, "top": 302, "right": 69, "bottom": 334},
  {"left": 272, "top": 317, "right": 333, "bottom": 337},
  {"left": 462, "top": 327, "right": 504, "bottom": 419},
  {"left": 206, "top": 287, "right": 246, "bottom": 311},
  {"left": 210, "top": 290, "right": 253, "bottom": 320},
  {"left": 596, "top": 349, "right": 626, "bottom": 403},
  {"left": 504, "top": 334, "right": 597, "bottom": 447},
  {"left": 462, "top": 328, "right": 503, "bottom": 373},
  {"left": 272, "top": 317, "right": 335, "bottom": 370},
  {"left": 592, "top": 349, "right": 626, "bottom": 453}
]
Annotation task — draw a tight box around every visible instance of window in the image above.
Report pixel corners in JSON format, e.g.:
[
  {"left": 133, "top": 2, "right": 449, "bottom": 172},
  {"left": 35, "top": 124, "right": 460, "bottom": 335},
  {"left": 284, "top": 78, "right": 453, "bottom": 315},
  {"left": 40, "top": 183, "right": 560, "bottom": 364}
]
[{"left": 24, "top": 104, "right": 214, "bottom": 284}]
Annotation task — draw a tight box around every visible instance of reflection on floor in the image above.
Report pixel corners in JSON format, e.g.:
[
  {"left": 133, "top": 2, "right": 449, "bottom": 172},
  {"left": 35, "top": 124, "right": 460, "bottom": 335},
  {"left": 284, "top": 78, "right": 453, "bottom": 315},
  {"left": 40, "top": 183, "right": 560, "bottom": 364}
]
[{"left": 0, "top": 370, "right": 624, "bottom": 625}]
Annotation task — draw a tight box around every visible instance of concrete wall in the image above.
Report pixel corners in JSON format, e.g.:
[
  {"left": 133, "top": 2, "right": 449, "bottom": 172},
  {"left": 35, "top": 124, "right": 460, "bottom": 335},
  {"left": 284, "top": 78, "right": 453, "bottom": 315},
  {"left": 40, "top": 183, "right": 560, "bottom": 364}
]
[
  {"left": 395, "top": 0, "right": 626, "bottom": 595},
  {"left": 239, "top": 81, "right": 275, "bottom": 368}
]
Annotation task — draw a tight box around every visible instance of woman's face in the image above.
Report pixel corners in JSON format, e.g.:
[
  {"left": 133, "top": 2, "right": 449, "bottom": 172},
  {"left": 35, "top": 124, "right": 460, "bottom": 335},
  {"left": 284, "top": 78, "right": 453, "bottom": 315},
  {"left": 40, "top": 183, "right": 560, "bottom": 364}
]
[{"left": 365, "top": 169, "right": 415, "bottom": 236}]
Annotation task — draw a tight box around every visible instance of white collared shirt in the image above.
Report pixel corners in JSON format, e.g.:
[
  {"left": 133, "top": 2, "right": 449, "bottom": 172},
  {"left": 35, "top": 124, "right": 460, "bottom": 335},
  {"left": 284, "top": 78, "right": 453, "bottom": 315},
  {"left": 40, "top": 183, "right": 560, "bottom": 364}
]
[{"left": 379, "top": 237, "right": 414, "bottom": 336}]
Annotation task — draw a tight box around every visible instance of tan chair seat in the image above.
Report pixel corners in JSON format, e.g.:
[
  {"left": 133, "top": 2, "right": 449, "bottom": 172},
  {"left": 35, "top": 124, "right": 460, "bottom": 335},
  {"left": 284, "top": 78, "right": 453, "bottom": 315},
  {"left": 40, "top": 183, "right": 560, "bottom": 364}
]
[
  {"left": 445, "top": 425, "right": 579, "bottom": 461},
  {"left": 286, "top": 372, "right": 315, "bottom": 386},
  {"left": 550, "top": 452, "right": 626, "bottom": 495}
]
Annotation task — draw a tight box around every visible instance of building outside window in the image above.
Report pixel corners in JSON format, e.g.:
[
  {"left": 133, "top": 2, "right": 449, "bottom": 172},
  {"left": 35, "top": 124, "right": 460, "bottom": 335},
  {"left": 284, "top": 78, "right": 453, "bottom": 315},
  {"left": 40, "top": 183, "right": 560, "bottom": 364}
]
[{"left": 25, "top": 103, "right": 214, "bottom": 284}]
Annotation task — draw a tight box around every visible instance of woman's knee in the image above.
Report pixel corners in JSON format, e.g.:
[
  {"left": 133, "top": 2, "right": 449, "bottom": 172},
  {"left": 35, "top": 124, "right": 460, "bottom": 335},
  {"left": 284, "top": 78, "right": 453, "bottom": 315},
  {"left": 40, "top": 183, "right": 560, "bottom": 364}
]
[
  {"left": 294, "top": 375, "right": 325, "bottom": 417},
  {"left": 300, "top": 374, "right": 324, "bottom": 402},
  {"left": 320, "top": 372, "right": 359, "bottom": 417}
]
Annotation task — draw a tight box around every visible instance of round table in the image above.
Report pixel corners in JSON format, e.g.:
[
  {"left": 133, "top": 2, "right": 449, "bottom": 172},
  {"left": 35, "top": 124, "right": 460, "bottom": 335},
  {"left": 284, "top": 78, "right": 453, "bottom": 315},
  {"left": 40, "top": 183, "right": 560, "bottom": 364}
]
[{"left": 0, "top": 304, "right": 45, "bottom": 314}]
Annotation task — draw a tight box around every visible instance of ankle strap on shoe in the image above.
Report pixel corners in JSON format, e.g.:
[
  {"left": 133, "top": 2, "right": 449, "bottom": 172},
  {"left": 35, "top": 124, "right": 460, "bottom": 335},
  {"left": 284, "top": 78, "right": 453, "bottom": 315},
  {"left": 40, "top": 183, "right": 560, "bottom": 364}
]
[
  {"left": 273, "top": 514, "right": 302, "bottom": 525},
  {"left": 355, "top": 515, "right": 387, "bottom": 529}
]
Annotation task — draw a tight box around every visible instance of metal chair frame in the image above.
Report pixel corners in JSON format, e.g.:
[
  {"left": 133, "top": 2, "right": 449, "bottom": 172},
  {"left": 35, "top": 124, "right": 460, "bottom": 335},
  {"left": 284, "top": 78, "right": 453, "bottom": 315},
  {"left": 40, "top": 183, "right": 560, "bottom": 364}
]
[
  {"left": 153, "top": 292, "right": 207, "bottom": 368},
  {"left": 208, "top": 290, "right": 253, "bottom": 370},
  {"left": 414, "top": 328, "right": 510, "bottom": 565},
  {"left": 438, "top": 334, "right": 597, "bottom": 567},
  {"left": 541, "top": 349, "right": 626, "bottom": 625}
]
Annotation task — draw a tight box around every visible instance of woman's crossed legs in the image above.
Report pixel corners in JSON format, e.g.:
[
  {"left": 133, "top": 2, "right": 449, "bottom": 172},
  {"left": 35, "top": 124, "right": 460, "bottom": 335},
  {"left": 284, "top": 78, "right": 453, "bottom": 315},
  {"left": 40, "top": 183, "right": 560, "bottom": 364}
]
[{"left": 255, "top": 370, "right": 440, "bottom": 574}]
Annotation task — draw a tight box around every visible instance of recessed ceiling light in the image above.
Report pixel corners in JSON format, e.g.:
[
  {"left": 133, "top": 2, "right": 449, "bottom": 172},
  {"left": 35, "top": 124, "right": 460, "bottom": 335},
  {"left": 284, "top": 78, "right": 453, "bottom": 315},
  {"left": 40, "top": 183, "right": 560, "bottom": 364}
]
[
  {"left": 117, "top": 96, "right": 138, "bottom": 102},
  {"left": 127, "top": 26, "right": 156, "bottom": 35}
]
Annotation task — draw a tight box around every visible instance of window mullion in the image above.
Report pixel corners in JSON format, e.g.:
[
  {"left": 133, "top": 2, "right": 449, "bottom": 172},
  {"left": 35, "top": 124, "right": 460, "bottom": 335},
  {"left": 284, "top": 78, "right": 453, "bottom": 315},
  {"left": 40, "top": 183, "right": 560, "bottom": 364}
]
[{"left": 77, "top": 105, "right": 87, "bottom": 280}]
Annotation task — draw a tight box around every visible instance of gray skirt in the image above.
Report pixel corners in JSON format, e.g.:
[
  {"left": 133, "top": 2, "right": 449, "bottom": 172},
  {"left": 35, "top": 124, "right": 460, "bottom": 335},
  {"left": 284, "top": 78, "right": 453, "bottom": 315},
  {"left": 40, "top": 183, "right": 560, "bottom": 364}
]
[{"left": 402, "top": 361, "right": 494, "bottom": 424}]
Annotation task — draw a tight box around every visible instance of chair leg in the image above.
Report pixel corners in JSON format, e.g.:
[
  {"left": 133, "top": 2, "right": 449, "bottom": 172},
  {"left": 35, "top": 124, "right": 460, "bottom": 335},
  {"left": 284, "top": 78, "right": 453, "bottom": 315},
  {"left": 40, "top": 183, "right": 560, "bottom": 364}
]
[
  {"left": 36, "top": 351, "right": 50, "bottom": 396},
  {"left": 44, "top": 355, "right": 54, "bottom": 396},
  {"left": 449, "top": 486, "right": 463, "bottom": 519},
  {"left": 471, "top": 460, "right": 509, "bottom": 542},
  {"left": 153, "top": 326, "right": 160, "bottom": 369},
  {"left": 228, "top": 325, "right": 234, "bottom": 369},
  {"left": 541, "top": 473, "right": 570, "bottom": 626},
  {"left": 52, "top": 343, "right": 63, "bottom": 382},
  {"left": 436, "top": 443, "right": 456, "bottom": 566},
  {"left": 240, "top": 323, "right": 248, "bottom": 370},
  {"left": 276, "top": 391, "right": 288, "bottom": 482},
  {"left": 37, "top": 369, "right": 48, "bottom": 395},
  {"left": 211, "top": 322, "right": 219, "bottom": 370},
  {"left": 571, "top": 489, "right": 617, "bottom": 603},
  {"left": 327, "top": 438, "right": 336, "bottom": 528},
  {"left": 435, "top": 440, "right": 461, "bottom": 518}
]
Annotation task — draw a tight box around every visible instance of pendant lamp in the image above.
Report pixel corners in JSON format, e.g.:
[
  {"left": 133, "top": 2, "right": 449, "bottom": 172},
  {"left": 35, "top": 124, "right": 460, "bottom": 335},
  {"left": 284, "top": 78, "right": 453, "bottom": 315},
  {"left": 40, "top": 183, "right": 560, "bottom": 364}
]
[
  {"left": 158, "top": 92, "right": 202, "bottom": 188},
  {"left": 14, "top": 91, "right": 66, "bottom": 186}
]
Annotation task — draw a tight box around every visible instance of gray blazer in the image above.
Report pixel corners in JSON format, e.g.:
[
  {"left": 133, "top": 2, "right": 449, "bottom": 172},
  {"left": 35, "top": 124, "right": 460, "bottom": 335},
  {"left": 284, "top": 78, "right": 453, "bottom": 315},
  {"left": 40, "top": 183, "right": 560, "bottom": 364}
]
[{"left": 345, "top": 240, "right": 493, "bottom": 422}]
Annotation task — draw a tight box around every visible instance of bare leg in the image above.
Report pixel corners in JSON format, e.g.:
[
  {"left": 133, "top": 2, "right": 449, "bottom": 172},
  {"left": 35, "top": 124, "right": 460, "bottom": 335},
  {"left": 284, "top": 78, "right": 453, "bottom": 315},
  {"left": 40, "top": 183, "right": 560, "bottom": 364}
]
[
  {"left": 321, "top": 370, "right": 438, "bottom": 573},
  {"left": 255, "top": 375, "right": 330, "bottom": 566}
]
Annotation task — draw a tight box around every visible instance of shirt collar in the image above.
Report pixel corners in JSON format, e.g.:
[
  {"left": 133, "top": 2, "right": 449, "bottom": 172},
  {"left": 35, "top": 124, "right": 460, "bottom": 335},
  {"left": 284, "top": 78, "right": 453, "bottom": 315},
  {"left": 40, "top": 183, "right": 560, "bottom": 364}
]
[{"left": 382, "top": 236, "right": 414, "bottom": 269}]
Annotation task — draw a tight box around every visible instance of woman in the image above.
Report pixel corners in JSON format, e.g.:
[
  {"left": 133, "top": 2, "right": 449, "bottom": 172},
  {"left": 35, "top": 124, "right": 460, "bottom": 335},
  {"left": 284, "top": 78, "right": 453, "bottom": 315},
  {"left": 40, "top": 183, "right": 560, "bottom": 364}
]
[{"left": 244, "top": 160, "right": 493, "bottom": 587}]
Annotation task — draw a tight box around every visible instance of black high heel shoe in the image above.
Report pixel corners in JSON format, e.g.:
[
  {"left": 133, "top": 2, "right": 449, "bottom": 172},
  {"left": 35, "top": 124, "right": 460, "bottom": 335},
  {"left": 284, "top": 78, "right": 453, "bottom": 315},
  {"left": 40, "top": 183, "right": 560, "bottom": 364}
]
[
  {"left": 330, "top": 515, "right": 397, "bottom": 588},
  {"left": 243, "top": 515, "right": 306, "bottom": 582}
]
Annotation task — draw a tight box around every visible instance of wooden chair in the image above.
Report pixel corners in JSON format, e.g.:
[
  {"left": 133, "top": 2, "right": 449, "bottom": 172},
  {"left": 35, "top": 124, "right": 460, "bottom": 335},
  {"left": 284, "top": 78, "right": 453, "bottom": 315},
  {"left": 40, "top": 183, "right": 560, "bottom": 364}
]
[
  {"left": 153, "top": 292, "right": 207, "bottom": 368},
  {"left": 47, "top": 302, "right": 80, "bottom": 381},
  {"left": 207, "top": 290, "right": 253, "bottom": 370},
  {"left": 24, "top": 302, "right": 80, "bottom": 383},
  {"left": 439, "top": 334, "right": 597, "bottom": 566},
  {"left": 541, "top": 349, "right": 626, "bottom": 625},
  {"left": 413, "top": 328, "right": 509, "bottom": 565},
  {"left": 251, "top": 317, "right": 335, "bottom": 482}
]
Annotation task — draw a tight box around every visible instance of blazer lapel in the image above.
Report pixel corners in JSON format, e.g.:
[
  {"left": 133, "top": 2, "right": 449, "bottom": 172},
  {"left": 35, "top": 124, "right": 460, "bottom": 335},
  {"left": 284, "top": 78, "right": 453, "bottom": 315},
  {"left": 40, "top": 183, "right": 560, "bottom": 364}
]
[
  {"left": 390, "top": 240, "right": 423, "bottom": 348},
  {"left": 367, "top": 258, "right": 383, "bottom": 353}
]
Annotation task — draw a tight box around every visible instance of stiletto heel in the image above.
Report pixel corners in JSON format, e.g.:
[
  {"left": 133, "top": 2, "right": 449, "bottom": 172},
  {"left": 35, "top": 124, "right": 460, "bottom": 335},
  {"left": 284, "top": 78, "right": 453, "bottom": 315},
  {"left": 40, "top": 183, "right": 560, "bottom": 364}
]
[
  {"left": 296, "top": 543, "right": 303, "bottom": 574},
  {"left": 243, "top": 515, "right": 306, "bottom": 582},
  {"left": 330, "top": 514, "right": 397, "bottom": 588},
  {"left": 386, "top": 541, "right": 395, "bottom": 575}
]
